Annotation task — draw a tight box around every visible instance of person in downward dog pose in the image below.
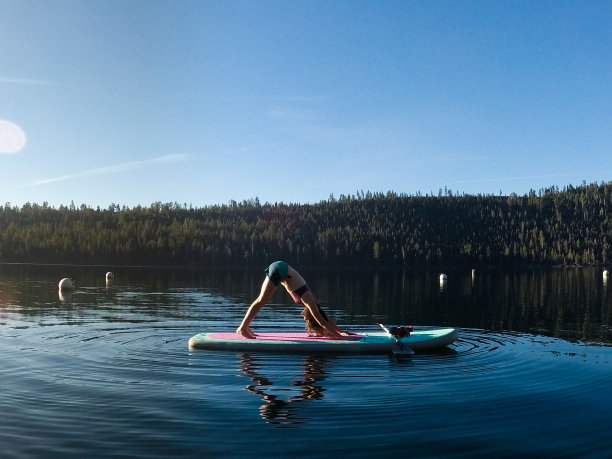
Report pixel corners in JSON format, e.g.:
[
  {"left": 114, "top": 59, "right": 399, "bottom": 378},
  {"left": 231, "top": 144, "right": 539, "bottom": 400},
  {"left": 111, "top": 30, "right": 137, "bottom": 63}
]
[{"left": 236, "top": 261, "right": 346, "bottom": 339}]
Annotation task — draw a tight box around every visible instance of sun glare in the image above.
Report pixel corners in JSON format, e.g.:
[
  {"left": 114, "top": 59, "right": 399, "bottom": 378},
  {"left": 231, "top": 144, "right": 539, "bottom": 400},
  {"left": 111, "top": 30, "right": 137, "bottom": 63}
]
[{"left": 0, "top": 120, "right": 27, "bottom": 153}]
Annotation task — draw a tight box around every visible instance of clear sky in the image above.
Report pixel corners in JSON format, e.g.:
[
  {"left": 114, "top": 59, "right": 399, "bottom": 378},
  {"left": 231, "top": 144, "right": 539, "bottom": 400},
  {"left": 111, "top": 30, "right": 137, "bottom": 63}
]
[{"left": 1, "top": 0, "right": 611, "bottom": 208}]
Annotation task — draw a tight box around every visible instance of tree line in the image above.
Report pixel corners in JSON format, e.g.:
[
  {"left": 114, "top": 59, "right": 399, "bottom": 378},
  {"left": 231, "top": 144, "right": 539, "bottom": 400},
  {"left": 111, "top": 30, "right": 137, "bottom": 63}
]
[{"left": 1, "top": 182, "right": 611, "bottom": 267}]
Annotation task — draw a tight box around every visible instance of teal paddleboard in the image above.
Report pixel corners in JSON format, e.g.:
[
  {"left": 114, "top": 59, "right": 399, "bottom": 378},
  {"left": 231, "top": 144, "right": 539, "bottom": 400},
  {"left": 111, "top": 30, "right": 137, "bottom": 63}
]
[{"left": 188, "top": 328, "right": 458, "bottom": 353}]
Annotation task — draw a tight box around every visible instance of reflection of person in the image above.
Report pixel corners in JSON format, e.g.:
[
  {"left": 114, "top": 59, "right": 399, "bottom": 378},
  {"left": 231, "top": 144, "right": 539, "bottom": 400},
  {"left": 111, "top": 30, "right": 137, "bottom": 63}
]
[
  {"left": 237, "top": 261, "right": 345, "bottom": 339},
  {"left": 239, "top": 353, "right": 330, "bottom": 424}
]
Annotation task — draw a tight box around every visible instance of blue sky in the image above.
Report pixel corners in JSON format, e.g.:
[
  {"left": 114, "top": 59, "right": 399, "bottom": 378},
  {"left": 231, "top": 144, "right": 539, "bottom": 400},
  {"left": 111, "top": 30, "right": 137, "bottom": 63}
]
[{"left": 1, "top": 0, "right": 611, "bottom": 208}]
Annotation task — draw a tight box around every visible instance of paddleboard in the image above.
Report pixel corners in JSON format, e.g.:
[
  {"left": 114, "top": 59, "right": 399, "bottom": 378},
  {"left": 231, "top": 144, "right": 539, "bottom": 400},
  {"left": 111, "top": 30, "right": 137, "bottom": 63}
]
[{"left": 188, "top": 327, "right": 458, "bottom": 353}]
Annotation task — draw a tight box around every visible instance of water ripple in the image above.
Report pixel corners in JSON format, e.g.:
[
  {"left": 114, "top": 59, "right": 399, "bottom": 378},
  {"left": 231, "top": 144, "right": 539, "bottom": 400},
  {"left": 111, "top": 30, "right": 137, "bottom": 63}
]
[{"left": 1, "top": 275, "right": 611, "bottom": 457}]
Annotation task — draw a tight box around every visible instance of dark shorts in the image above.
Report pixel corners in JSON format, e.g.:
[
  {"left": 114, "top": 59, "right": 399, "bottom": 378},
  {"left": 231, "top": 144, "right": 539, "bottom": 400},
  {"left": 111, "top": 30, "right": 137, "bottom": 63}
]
[
  {"left": 265, "top": 261, "right": 289, "bottom": 286},
  {"left": 291, "top": 284, "right": 310, "bottom": 301}
]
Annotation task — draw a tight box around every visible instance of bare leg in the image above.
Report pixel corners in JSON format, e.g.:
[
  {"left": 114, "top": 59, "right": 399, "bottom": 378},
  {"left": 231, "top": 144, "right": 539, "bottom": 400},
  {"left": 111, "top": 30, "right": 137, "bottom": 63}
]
[{"left": 236, "top": 277, "right": 277, "bottom": 339}]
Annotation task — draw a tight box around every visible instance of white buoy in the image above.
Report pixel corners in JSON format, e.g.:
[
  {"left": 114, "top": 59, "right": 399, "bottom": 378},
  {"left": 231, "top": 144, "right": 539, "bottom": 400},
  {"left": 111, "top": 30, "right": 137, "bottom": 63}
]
[
  {"left": 58, "top": 278, "right": 75, "bottom": 291},
  {"left": 439, "top": 273, "right": 447, "bottom": 291},
  {"left": 58, "top": 290, "right": 73, "bottom": 302},
  {"left": 106, "top": 272, "right": 114, "bottom": 282}
]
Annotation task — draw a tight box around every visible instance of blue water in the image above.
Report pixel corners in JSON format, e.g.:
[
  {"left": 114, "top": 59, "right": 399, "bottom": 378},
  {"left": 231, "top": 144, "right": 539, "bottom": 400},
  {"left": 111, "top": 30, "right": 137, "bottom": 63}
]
[{"left": 0, "top": 265, "right": 610, "bottom": 457}]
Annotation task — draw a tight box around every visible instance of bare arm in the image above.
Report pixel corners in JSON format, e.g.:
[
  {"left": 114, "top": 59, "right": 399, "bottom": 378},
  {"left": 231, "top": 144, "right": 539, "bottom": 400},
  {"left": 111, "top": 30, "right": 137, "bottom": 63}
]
[
  {"left": 300, "top": 291, "right": 342, "bottom": 338},
  {"left": 326, "top": 316, "right": 348, "bottom": 335}
]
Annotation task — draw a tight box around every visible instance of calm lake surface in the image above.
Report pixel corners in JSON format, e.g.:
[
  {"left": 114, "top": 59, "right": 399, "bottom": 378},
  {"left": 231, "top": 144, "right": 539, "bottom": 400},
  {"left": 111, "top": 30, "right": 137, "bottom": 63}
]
[{"left": 1, "top": 264, "right": 610, "bottom": 458}]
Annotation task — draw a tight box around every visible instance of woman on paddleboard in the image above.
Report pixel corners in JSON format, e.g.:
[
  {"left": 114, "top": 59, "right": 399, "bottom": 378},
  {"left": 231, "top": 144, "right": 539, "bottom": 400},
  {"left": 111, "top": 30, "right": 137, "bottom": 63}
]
[{"left": 237, "top": 261, "right": 346, "bottom": 339}]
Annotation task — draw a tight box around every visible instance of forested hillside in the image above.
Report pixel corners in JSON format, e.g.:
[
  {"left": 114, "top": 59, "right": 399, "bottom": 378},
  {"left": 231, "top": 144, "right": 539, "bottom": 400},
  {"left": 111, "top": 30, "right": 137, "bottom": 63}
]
[{"left": 1, "top": 182, "right": 612, "bottom": 267}]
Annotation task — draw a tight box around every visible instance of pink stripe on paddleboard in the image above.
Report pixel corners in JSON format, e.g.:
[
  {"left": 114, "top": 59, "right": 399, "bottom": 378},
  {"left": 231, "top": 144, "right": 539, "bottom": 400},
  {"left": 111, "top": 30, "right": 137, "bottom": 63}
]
[{"left": 208, "top": 332, "right": 363, "bottom": 341}]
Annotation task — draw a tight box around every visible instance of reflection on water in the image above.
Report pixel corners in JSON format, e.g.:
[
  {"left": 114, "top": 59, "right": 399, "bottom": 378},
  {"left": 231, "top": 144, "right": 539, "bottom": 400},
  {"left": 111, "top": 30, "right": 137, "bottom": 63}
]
[
  {"left": 0, "top": 263, "right": 610, "bottom": 457},
  {"left": 310, "top": 266, "right": 611, "bottom": 345},
  {"left": 1, "top": 264, "right": 610, "bottom": 344},
  {"left": 239, "top": 353, "right": 331, "bottom": 426}
]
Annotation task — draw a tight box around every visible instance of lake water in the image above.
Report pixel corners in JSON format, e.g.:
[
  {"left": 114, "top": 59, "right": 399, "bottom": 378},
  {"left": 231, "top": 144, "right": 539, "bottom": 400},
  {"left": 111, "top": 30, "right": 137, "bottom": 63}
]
[{"left": 1, "top": 264, "right": 610, "bottom": 458}]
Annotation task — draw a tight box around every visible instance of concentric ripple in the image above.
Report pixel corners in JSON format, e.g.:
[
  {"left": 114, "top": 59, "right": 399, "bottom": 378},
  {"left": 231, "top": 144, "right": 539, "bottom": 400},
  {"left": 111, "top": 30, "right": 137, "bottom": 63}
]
[{"left": 1, "top": 272, "right": 610, "bottom": 458}]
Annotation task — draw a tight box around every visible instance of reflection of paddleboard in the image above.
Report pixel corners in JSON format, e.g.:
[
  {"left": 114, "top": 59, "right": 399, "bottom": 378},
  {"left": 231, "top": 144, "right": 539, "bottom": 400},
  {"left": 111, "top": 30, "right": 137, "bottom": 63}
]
[{"left": 188, "top": 328, "right": 458, "bottom": 353}]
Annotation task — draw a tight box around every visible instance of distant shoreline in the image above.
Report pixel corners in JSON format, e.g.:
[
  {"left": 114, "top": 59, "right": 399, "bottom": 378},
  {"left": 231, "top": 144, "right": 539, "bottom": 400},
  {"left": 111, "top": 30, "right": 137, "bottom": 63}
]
[{"left": 2, "top": 182, "right": 611, "bottom": 269}]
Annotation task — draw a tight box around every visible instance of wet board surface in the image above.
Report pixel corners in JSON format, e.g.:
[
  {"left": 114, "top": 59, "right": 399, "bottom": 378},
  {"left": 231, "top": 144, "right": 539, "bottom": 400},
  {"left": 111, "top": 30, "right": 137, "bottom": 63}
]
[{"left": 188, "top": 328, "right": 458, "bottom": 353}]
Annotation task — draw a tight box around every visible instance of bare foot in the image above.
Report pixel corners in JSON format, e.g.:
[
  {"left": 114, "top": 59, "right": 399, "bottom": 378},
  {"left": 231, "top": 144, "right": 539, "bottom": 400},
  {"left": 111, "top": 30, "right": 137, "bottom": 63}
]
[{"left": 236, "top": 327, "right": 255, "bottom": 339}]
